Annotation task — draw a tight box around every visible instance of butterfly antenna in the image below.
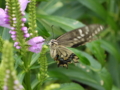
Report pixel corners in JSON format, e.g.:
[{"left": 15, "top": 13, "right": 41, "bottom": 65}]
[{"left": 51, "top": 25, "right": 55, "bottom": 38}]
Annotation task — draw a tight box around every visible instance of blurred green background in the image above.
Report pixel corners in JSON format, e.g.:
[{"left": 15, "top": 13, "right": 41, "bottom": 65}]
[{"left": 1, "top": 0, "right": 120, "bottom": 90}]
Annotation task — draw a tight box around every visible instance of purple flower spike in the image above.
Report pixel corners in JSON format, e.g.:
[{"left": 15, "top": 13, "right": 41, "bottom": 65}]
[
  {"left": 0, "top": 0, "right": 29, "bottom": 28},
  {"left": 27, "top": 36, "right": 45, "bottom": 45},
  {"left": 27, "top": 36, "right": 45, "bottom": 53}
]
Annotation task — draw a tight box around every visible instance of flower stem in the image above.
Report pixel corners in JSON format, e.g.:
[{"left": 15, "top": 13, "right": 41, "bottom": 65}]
[
  {"left": 24, "top": 71, "right": 32, "bottom": 90},
  {"left": 37, "top": 45, "right": 48, "bottom": 90}
]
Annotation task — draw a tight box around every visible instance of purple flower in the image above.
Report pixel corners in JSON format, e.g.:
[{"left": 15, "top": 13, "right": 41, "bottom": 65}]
[
  {"left": 0, "top": 8, "right": 10, "bottom": 28},
  {"left": 19, "top": 0, "right": 30, "bottom": 12},
  {"left": 28, "top": 36, "right": 45, "bottom": 45},
  {"left": 21, "top": 27, "right": 28, "bottom": 31},
  {"left": 28, "top": 44, "right": 43, "bottom": 53},
  {"left": 24, "top": 33, "right": 30, "bottom": 38},
  {"left": 14, "top": 42, "right": 19, "bottom": 47},
  {"left": 0, "top": 0, "right": 29, "bottom": 28},
  {"left": 27, "top": 36, "right": 45, "bottom": 53},
  {"left": 21, "top": 18, "right": 27, "bottom": 22}
]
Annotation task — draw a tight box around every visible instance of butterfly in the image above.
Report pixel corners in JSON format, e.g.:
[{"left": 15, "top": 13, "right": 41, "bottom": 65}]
[{"left": 48, "top": 24, "right": 104, "bottom": 68}]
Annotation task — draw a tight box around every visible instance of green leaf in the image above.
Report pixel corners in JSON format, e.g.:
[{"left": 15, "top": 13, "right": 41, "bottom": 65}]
[
  {"left": 53, "top": 83, "right": 85, "bottom": 90},
  {"left": 48, "top": 71, "right": 71, "bottom": 83},
  {"left": 49, "top": 64, "right": 112, "bottom": 90},
  {"left": 107, "top": 55, "right": 120, "bottom": 88},
  {"left": 1, "top": 28, "right": 10, "bottom": 40},
  {"left": 38, "top": 0, "right": 62, "bottom": 14},
  {"left": 52, "top": 1, "right": 86, "bottom": 19},
  {"left": 78, "top": 0, "right": 118, "bottom": 31},
  {"left": 68, "top": 48, "right": 102, "bottom": 71},
  {"left": 30, "top": 53, "right": 40, "bottom": 66},
  {"left": 38, "top": 18, "right": 64, "bottom": 38},
  {"left": 18, "top": 71, "right": 25, "bottom": 84},
  {"left": 86, "top": 40, "right": 106, "bottom": 67},
  {"left": 0, "top": 0, "right": 5, "bottom": 8},
  {"left": 98, "top": 68, "right": 113, "bottom": 90},
  {"left": 112, "top": 85, "right": 120, "bottom": 90},
  {"left": 68, "top": 48, "right": 90, "bottom": 65},
  {"left": 37, "top": 20, "right": 50, "bottom": 38},
  {"left": 31, "top": 78, "right": 39, "bottom": 90},
  {"left": 100, "top": 40, "right": 120, "bottom": 62},
  {"left": 37, "top": 15, "right": 85, "bottom": 31},
  {"left": 78, "top": 0, "right": 106, "bottom": 19}
]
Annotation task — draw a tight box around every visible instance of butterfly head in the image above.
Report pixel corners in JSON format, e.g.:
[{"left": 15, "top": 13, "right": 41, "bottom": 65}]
[{"left": 48, "top": 39, "right": 58, "bottom": 47}]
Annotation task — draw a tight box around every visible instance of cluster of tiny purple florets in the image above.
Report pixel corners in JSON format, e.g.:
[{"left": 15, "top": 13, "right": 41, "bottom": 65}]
[
  {"left": 0, "top": 0, "right": 45, "bottom": 53},
  {"left": 5, "top": 5, "right": 30, "bottom": 49},
  {"left": 3, "top": 70, "right": 24, "bottom": 90}
]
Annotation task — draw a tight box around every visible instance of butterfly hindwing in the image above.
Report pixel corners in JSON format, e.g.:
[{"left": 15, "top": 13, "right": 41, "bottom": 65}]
[{"left": 54, "top": 45, "right": 79, "bottom": 68}]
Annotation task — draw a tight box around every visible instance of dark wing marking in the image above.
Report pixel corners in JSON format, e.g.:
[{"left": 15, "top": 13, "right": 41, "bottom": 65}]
[{"left": 54, "top": 46, "right": 79, "bottom": 68}]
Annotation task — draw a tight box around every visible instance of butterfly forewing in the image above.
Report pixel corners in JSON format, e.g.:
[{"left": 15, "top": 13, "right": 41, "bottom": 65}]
[{"left": 56, "top": 24, "right": 104, "bottom": 47}]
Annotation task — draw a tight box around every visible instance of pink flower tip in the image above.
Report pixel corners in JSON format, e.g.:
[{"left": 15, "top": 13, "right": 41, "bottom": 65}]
[
  {"left": 11, "top": 27, "right": 15, "bottom": 30},
  {"left": 14, "top": 42, "right": 19, "bottom": 47},
  {"left": 11, "top": 35, "right": 16, "bottom": 38},
  {"left": 14, "top": 80, "right": 19, "bottom": 84},
  {"left": 16, "top": 46, "right": 21, "bottom": 49},
  {"left": 21, "top": 18, "right": 27, "bottom": 22},
  {"left": 21, "top": 27, "right": 27, "bottom": 31},
  {"left": 3, "top": 85, "right": 8, "bottom": 90},
  {"left": 9, "top": 30, "right": 16, "bottom": 34},
  {"left": 12, "top": 18, "right": 16, "bottom": 20},
  {"left": 23, "top": 30, "right": 28, "bottom": 33},
  {"left": 24, "top": 33, "right": 30, "bottom": 38}
]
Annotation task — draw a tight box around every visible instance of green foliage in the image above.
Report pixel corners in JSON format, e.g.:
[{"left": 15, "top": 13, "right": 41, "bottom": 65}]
[
  {"left": 0, "top": 0, "right": 120, "bottom": 90},
  {"left": 45, "top": 83, "right": 85, "bottom": 90},
  {"left": 1, "top": 41, "right": 24, "bottom": 90},
  {"left": 36, "top": 0, "right": 119, "bottom": 90}
]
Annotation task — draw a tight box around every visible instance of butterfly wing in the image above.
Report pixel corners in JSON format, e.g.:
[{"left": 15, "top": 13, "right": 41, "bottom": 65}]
[
  {"left": 56, "top": 24, "right": 104, "bottom": 47},
  {"left": 49, "top": 24, "right": 104, "bottom": 68}
]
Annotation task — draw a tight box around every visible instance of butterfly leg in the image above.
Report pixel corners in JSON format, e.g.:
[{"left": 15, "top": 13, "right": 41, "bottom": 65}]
[{"left": 54, "top": 54, "right": 59, "bottom": 61}]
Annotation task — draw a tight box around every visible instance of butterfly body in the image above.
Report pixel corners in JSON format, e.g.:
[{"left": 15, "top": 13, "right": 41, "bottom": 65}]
[
  {"left": 49, "top": 24, "right": 104, "bottom": 68},
  {"left": 49, "top": 39, "right": 79, "bottom": 68}
]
